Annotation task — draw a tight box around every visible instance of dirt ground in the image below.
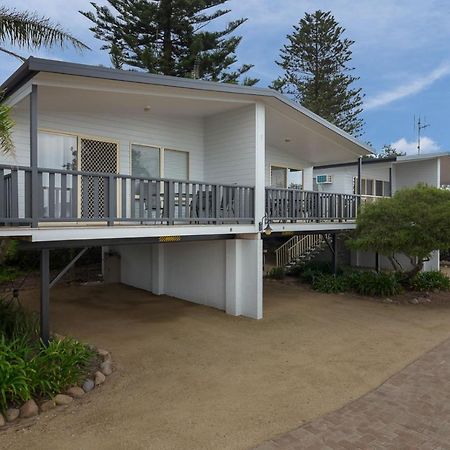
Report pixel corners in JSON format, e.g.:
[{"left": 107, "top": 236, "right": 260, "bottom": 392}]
[{"left": 3, "top": 281, "right": 450, "bottom": 450}]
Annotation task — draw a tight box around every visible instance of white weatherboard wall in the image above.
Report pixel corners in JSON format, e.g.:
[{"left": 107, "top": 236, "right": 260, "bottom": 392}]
[
  {"left": 110, "top": 237, "right": 263, "bottom": 319},
  {"left": 313, "top": 162, "right": 392, "bottom": 194},
  {"left": 5, "top": 100, "right": 205, "bottom": 180},
  {"left": 204, "top": 105, "right": 256, "bottom": 186},
  {"left": 393, "top": 159, "right": 440, "bottom": 192}
]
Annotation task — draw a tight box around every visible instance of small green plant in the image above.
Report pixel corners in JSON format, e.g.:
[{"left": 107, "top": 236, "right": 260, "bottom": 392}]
[
  {"left": 409, "top": 271, "right": 450, "bottom": 292},
  {"left": 344, "top": 271, "right": 402, "bottom": 297},
  {"left": 0, "top": 298, "right": 95, "bottom": 411},
  {"left": 312, "top": 274, "right": 348, "bottom": 294},
  {"left": 265, "top": 267, "right": 285, "bottom": 280}
]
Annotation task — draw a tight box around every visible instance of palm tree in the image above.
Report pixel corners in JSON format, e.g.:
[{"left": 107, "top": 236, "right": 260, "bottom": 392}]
[
  {"left": 0, "top": 6, "right": 89, "bottom": 60},
  {"left": 0, "top": 6, "right": 89, "bottom": 153}
]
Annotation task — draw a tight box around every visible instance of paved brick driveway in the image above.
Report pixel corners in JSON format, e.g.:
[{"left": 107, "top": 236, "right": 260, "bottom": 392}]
[{"left": 255, "top": 338, "right": 450, "bottom": 450}]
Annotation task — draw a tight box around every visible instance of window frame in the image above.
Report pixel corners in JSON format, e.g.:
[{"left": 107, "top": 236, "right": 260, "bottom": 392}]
[
  {"left": 129, "top": 143, "right": 190, "bottom": 180},
  {"left": 270, "top": 164, "right": 304, "bottom": 189}
]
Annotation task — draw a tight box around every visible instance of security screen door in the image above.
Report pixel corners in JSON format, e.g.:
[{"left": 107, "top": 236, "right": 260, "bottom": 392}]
[{"left": 79, "top": 138, "right": 118, "bottom": 219}]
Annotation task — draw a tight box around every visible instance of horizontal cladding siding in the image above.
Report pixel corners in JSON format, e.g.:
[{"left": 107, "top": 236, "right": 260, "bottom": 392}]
[
  {"left": 265, "top": 146, "right": 310, "bottom": 186},
  {"left": 204, "top": 105, "right": 255, "bottom": 186},
  {"left": 313, "top": 163, "right": 391, "bottom": 194},
  {"left": 3, "top": 107, "right": 205, "bottom": 180}
]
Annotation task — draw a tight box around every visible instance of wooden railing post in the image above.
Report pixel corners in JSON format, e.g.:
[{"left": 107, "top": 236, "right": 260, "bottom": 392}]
[
  {"left": 168, "top": 180, "right": 175, "bottom": 225},
  {"left": 30, "top": 85, "right": 39, "bottom": 227},
  {"left": 108, "top": 174, "right": 116, "bottom": 226}
]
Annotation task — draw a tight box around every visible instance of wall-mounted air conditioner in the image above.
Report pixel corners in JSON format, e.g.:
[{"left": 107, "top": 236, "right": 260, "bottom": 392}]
[{"left": 316, "top": 174, "right": 333, "bottom": 184}]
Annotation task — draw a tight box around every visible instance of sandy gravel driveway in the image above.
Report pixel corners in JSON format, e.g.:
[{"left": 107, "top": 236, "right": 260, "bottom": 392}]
[{"left": 3, "top": 281, "right": 450, "bottom": 450}]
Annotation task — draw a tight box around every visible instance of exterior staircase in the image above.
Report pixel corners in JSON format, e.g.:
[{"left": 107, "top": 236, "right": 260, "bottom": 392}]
[{"left": 275, "top": 234, "right": 329, "bottom": 269}]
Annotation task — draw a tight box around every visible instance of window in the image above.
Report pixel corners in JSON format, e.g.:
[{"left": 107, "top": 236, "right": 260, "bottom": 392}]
[
  {"left": 38, "top": 132, "right": 78, "bottom": 218},
  {"left": 131, "top": 144, "right": 160, "bottom": 178},
  {"left": 38, "top": 132, "right": 77, "bottom": 170},
  {"left": 271, "top": 166, "right": 303, "bottom": 189},
  {"left": 164, "top": 149, "right": 189, "bottom": 180},
  {"left": 354, "top": 177, "right": 391, "bottom": 197}
]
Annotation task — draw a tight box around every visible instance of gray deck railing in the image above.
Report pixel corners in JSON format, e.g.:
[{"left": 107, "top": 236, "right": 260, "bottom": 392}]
[
  {"left": 266, "top": 188, "right": 359, "bottom": 222},
  {"left": 0, "top": 164, "right": 255, "bottom": 227}
]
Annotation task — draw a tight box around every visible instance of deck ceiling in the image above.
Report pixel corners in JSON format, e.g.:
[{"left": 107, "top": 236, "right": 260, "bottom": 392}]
[{"left": 15, "top": 83, "right": 252, "bottom": 119}]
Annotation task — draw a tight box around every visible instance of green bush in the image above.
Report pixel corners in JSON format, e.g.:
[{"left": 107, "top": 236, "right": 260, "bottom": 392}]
[
  {"left": 0, "top": 298, "right": 95, "bottom": 411},
  {"left": 312, "top": 274, "right": 348, "bottom": 294},
  {"left": 344, "top": 271, "right": 402, "bottom": 297},
  {"left": 410, "top": 271, "right": 450, "bottom": 292},
  {"left": 265, "top": 267, "right": 285, "bottom": 280}
]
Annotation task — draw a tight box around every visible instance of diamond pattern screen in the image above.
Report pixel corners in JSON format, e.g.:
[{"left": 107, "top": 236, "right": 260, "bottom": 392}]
[{"left": 80, "top": 138, "right": 118, "bottom": 219}]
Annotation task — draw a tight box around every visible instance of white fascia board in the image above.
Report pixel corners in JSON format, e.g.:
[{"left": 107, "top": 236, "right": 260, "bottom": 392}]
[
  {"left": 270, "top": 223, "right": 357, "bottom": 233},
  {"left": 0, "top": 224, "right": 258, "bottom": 243}
]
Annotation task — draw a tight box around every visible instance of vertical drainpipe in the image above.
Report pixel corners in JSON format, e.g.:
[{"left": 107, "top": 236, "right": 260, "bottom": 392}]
[{"left": 30, "top": 84, "right": 38, "bottom": 228}]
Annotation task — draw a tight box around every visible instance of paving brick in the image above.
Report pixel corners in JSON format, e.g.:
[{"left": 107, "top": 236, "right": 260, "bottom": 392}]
[{"left": 254, "top": 338, "right": 450, "bottom": 450}]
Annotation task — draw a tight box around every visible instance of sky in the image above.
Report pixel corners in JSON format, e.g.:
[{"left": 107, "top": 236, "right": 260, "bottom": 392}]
[{"left": 1, "top": 0, "right": 450, "bottom": 155}]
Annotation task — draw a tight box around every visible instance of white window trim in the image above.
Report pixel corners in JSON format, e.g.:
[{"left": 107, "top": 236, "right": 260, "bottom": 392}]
[
  {"left": 129, "top": 142, "right": 190, "bottom": 180},
  {"left": 270, "top": 164, "right": 304, "bottom": 189}
]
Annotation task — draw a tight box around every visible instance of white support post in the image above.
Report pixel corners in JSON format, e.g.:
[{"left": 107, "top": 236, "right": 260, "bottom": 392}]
[
  {"left": 303, "top": 167, "right": 314, "bottom": 191},
  {"left": 255, "top": 103, "right": 266, "bottom": 227},
  {"left": 226, "top": 234, "right": 263, "bottom": 319},
  {"left": 151, "top": 243, "right": 165, "bottom": 295}
]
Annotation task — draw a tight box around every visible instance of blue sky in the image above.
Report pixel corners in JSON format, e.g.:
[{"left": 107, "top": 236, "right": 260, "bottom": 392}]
[{"left": 2, "top": 0, "right": 450, "bottom": 154}]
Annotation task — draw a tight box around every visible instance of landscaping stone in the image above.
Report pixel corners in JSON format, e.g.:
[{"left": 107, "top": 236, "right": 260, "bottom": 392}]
[
  {"left": 5, "top": 408, "right": 20, "bottom": 422},
  {"left": 100, "top": 360, "right": 113, "bottom": 376},
  {"left": 97, "top": 348, "right": 110, "bottom": 358},
  {"left": 82, "top": 379, "right": 95, "bottom": 392},
  {"left": 54, "top": 394, "right": 73, "bottom": 406},
  {"left": 94, "top": 371, "right": 106, "bottom": 386},
  {"left": 383, "top": 298, "right": 393, "bottom": 304},
  {"left": 0, "top": 413, "right": 5, "bottom": 427},
  {"left": 409, "top": 298, "right": 420, "bottom": 305},
  {"left": 67, "top": 386, "right": 85, "bottom": 399},
  {"left": 20, "top": 399, "right": 39, "bottom": 418},
  {"left": 40, "top": 400, "right": 56, "bottom": 413}
]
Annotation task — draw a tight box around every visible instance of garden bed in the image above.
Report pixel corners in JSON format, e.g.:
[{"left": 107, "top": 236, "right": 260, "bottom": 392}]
[{"left": 0, "top": 297, "right": 114, "bottom": 429}]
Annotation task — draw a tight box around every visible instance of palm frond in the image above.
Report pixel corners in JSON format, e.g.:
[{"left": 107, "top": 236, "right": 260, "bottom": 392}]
[
  {"left": 0, "top": 98, "right": 14, "bottom": 154},
  {"left": 0, "top": 6, "right": 89, "bottom": 51}
]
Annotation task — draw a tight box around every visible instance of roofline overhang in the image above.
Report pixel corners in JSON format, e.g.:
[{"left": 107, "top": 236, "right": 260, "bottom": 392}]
[{"left": 1, "top": 57, "right": 374, "bottom": 156}]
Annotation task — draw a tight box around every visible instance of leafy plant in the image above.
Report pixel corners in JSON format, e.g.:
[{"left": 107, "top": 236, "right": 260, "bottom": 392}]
[
  {"left": 265, "top": 267, "right": 285, "bottom": 280},
  {"left": 349, "top": 185, "right": 450, "bottom": 278},
  {"left": 410, "top": 271, "right": 450, "bottom": 292},
  {"left": 0, "top": 298, "right": 95, "bottom": 411},
  {"left": 312, "top": 274, "right": 348, "bottom": 294},
  {"left": 344, "top": 271, "right": 402, "bottom": 297}
]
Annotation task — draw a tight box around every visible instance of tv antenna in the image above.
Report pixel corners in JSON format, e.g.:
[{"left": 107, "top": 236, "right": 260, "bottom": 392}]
[{"left": 414, "top": 115, "right": 430, "bottom": 155}]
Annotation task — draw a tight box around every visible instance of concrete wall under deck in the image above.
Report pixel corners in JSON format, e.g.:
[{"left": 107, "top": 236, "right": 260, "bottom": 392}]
[{"left": 107, "top": 235, "right": 263, "bottom": 319}]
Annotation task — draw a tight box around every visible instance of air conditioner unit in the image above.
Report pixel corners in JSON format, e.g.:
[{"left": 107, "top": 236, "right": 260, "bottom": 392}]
[{"left": 316, "top": 174, "right": 333, "bottom": 184}]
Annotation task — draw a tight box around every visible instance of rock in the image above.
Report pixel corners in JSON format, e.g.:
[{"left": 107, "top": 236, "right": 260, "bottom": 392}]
[
  {"left": 409, "top": 298, "right": 419, "bottom": 305},
  {"left": 100, "top": 360, "right": 113, "bottom": 376},
  {"left": 0, "top": 413, "right": 5, "bottom": 427},
  {"left": 82, "top": 379, "right": 95, "bottom": 393},
  {"left": 97, "top": 348, "right": 110, "bottom": 359},
  {"left": 383, "top": 298, "right": 393, "bottom": 304},
  {"left": 54, "top": 394, "right": 73, "bottom": 406},
  {"left": 40, "top": 400, "right": 56, "bottom": 413},
  {"left": 94, "top": 371, "right": 106, "bottom": 386},
  {"left": 67, "top": 386, "right": 85, "bottom": 399},
  {"left": 5, "top": 408, "right": 20, "bottom": 422},
  {"left": 20, "top": 399, "right": 39, "bottom": 418}
]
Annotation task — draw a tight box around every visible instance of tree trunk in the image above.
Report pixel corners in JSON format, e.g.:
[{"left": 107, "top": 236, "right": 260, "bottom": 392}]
[{"left": 405, "top": 258, "right": 424, "bottom": 279}]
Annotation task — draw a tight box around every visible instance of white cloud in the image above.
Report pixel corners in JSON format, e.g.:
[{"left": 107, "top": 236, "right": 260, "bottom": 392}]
[
  {"left": 391, "top": 136, "right": 441, "bottom": 155},
  {"left": 365, "top": 62, "right": 450, "bottom": 110}
]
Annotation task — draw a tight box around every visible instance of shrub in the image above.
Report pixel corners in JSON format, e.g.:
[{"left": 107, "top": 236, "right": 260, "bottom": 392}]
[
  {"left": 410, "top": 271, "right": 450, "bottom": 292},
  {"left": 312, "top": 274, "right": 348, "bottom": 294},
  {"left": 265, "top": 267, "right": 285, "bottom": 280},
  {"left": 345, "top": 271, "right": 402, "bottom": 297},
  {"left": 0, "top": 298, "right": 95, "bottom": 411},
  {"left": 0, "top": 298, "right": 38, "bottom": 341}
]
